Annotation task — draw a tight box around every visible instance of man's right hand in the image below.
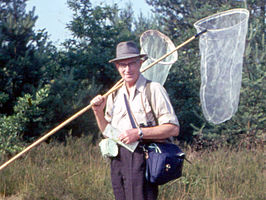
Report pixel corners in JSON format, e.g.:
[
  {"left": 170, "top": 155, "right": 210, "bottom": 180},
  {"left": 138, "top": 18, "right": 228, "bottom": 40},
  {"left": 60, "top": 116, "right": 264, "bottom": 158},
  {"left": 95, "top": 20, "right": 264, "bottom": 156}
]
[{"left": 90, "top": 95, "right": 106, "bottom": 113}]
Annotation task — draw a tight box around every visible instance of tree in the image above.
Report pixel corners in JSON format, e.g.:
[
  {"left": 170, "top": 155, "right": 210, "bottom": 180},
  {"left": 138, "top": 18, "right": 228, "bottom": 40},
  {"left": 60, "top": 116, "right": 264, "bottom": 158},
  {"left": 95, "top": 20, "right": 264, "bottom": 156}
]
[
  {"left": 0, "top": 0, "right": 55, "bottom": 115},
  {"left": 0, "top": 85, "right": 50, "bottom": 154},
  {"left": 0, "top": 0, "right": 58, "bottom": 153}
]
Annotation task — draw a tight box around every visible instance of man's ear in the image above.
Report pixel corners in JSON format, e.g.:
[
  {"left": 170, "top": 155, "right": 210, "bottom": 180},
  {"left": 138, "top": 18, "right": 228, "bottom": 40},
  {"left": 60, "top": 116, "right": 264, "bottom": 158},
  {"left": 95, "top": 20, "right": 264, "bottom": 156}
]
[
  {"left": 141, "top": 55, "right": 148, "bottom": 62},
  {"left": 140, "top": 59, "right": 146, "bottom": 68},
  {"left": 140, "top": 59, "right": 144, "bottom": 65}
]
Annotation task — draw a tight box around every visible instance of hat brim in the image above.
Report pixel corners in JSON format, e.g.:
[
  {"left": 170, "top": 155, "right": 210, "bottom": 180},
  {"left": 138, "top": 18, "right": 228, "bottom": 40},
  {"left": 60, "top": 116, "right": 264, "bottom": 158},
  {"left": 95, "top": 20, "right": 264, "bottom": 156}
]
[{"left": 109, "top": 54, "right": 147, "bottom": 63}]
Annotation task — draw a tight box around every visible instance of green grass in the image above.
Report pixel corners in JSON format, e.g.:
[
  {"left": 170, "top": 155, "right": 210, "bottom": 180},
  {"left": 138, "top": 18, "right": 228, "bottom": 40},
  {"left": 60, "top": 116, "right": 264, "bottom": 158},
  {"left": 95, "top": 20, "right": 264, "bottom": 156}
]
[{"left": 0, "top": 135, "right": 264, "bottom": 200}]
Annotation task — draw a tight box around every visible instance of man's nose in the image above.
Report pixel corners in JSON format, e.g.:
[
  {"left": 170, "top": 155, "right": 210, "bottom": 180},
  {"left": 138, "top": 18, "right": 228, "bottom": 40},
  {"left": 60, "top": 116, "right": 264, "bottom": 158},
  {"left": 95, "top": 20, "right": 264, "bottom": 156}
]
[{"left": 124, "top": 65, "right": 131, "bottom": 72}]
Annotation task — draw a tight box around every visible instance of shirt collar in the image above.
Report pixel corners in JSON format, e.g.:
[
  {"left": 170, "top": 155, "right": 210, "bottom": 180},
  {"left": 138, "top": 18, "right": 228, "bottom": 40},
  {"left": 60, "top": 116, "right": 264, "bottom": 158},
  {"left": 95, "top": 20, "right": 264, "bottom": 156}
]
[
  {"left": 135, "top": 74, "right": 147, "bottom": 93},
  {"left": 121, "top": 74, "right": 147, "bottom": 100}
]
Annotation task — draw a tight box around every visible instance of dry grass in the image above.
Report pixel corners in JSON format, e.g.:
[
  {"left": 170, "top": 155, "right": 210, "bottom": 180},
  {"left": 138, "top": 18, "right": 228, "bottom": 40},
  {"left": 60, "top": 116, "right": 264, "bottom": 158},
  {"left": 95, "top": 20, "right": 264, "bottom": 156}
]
[{"left": 0, "top": 135, "right": 264, "bottom": 200}]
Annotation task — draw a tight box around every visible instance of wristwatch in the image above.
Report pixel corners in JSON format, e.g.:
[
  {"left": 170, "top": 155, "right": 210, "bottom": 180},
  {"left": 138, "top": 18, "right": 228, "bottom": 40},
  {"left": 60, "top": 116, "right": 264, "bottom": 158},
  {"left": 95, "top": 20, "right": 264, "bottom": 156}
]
[{"left": 138, "top": 127, "right": 143, "bottom": 140}]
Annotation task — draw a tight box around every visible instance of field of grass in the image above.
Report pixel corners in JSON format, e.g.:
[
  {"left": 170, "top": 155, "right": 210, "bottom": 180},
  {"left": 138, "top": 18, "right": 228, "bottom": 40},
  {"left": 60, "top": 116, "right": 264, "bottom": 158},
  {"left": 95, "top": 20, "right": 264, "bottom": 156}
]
[{"left": 0, "top": 135, "right": 264, "bottom": 200}]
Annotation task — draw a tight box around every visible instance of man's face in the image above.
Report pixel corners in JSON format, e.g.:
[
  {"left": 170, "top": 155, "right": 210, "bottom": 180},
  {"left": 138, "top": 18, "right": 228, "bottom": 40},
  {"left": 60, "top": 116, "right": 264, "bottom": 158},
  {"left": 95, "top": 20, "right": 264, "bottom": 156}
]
[{"left": 115, "top": 57, "right": 142, "bottom": 87}]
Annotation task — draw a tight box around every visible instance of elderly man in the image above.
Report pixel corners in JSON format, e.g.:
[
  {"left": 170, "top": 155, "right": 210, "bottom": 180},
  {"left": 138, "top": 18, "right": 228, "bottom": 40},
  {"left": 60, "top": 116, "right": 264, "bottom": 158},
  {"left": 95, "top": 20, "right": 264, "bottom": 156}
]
[{"left": 91, "top": 41, "right": 179, "bottom": 200}]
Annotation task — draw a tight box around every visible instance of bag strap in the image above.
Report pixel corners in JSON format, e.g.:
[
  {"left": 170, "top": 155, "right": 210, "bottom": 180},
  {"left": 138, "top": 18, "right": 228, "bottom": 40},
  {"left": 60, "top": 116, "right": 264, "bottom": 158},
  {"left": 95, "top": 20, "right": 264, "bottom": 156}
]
[
  {"left": 144, "top": 81, "right": 175, "bottom": 143},
  {"left": 123, "top": 94, "right": 137, "bottom": 128},
  {"left": 144, "top": 80, "right": 158, "bottom": 126}
]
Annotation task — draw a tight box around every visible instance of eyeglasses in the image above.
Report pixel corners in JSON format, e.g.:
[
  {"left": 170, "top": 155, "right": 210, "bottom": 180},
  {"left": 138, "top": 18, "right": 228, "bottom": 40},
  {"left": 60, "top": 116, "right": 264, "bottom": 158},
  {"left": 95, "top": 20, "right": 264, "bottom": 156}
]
[{"left": 117, "top": 59, "right": 140, "bottom": 68}]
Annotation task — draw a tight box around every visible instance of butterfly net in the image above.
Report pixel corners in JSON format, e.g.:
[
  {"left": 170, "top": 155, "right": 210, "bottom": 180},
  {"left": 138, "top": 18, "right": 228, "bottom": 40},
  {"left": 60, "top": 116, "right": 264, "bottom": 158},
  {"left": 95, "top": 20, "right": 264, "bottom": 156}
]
[
  {"left": 140, "top": 30, "right": 178, "bottom": 85},
  {"left": 194, "top": 9, "right": 249, "bottom": 124}
]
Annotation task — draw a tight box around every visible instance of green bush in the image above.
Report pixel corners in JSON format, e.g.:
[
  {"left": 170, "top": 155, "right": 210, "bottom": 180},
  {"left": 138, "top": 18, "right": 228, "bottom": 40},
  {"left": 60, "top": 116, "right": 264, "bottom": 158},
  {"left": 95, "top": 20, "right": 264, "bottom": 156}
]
[{"left": 0, "top": 85, "right": 50, "bottom": 155}]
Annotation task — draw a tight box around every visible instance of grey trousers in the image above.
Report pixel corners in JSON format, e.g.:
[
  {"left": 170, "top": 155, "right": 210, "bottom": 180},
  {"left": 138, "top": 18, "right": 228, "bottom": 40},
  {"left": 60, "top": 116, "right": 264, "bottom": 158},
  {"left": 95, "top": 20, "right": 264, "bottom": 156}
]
[{"left": 110, "top": 145, "right": 158, "bottom": 200}]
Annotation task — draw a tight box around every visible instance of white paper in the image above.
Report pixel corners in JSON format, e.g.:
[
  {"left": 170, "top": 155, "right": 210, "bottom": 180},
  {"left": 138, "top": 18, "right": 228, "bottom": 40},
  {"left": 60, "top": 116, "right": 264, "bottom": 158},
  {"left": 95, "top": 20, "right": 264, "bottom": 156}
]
[{"left": 103, "top": 124, "right": 139, "bottom": 152}]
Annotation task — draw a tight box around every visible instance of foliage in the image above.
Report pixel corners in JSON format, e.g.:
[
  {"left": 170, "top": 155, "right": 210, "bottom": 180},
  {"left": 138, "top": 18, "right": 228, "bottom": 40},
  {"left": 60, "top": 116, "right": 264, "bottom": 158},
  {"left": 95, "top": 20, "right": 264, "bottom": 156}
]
[
  {"left": 0, "top": 0, "right": 61, "bottom": 154},
  {"left": 0, "top": 85, "right": 50, "bottom": 155},
  {"left": 40, "top": 72, "right": 101, "bottom": 139},
  {"left": 0, "top": 0, "right": 55, "bottom": 115},
  {"left": 0, "top": 115, "right": 24, "bottom": 156}
]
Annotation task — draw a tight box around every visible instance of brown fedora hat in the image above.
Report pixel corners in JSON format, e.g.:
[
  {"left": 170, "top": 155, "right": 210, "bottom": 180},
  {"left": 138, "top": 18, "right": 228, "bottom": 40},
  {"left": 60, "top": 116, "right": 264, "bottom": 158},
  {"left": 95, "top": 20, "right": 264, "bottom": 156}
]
[{"left": 109, "top": 41, "right": 147, "bottom": 63}]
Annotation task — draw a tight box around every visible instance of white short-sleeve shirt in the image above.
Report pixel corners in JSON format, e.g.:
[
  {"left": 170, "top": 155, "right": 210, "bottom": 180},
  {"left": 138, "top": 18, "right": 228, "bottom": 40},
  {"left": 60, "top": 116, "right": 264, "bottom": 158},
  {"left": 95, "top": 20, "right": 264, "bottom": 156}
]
[{"left": 105, "top": 74, "right": 179, "bottom": 133}]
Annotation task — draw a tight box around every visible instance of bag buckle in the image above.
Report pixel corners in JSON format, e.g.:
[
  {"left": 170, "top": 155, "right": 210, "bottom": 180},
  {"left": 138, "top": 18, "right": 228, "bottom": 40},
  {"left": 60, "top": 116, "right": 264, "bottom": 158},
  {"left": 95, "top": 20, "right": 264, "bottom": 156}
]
[
  {"left": 145, "top": 151, "right": 149, "bottom": 159},
  {"left": 165, "top": 164, "right": 171, "bottom": 171}
]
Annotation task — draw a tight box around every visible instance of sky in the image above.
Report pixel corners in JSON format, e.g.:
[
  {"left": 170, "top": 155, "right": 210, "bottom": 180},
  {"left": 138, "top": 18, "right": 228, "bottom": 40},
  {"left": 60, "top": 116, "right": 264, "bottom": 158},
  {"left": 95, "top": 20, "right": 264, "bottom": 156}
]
[{"left": 26, "top": 0, "right": 153, "bottom": 46}]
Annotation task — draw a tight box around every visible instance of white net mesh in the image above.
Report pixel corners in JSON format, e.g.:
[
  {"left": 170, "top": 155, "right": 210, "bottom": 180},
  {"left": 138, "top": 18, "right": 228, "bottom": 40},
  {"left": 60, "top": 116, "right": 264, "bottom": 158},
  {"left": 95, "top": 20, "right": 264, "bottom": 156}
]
[
  {"left": 194, "top": 9, "right": 249, "bottom": 124},
  {"left": 140, "top": 30, "right": 178, "bottom": 85}
]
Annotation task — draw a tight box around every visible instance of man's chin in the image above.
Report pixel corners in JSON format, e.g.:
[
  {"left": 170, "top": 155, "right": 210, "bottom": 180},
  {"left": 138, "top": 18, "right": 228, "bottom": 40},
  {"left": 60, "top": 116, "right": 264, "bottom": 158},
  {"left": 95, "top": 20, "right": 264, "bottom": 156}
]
[
  {"left": 124, "top": 77, "right": 137, "bottom": 85},
  {"left": 124, "top": 76, "right": 134, "bottom": 81}
]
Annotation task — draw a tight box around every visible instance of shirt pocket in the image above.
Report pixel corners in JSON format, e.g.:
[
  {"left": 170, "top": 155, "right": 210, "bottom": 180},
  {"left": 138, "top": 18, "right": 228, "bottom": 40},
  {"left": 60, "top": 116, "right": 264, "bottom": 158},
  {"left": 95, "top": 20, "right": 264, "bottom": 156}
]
[
  {"left": 142, "top": 99, "right": 157, "bottom": 126},
  {"left": 111, "top": 103, "right": 126, "bottom": 124},
  {"left": 133, "top": 101, "right": 155, "bottom": 126}
]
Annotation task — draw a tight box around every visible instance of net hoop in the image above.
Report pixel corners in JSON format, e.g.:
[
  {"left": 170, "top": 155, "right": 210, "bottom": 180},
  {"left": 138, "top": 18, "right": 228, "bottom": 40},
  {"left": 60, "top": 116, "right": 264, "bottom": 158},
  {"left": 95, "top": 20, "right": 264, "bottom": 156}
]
[
  {"left": 194, "top": 8, "right": 249, "bottom": 32},
  {"left": 140, "top": 30, "right": 178, "bottom": 65},
  {"left": 139, "top": 30, "right": 178, "bottom": 85}
]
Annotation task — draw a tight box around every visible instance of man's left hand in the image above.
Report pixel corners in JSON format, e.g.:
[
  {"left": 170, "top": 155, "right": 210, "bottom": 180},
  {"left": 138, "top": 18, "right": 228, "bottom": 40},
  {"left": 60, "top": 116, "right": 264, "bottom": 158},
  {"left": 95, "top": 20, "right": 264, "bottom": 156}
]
[{"left": 118, "top": 129, "right": 139, "bottom": 144}]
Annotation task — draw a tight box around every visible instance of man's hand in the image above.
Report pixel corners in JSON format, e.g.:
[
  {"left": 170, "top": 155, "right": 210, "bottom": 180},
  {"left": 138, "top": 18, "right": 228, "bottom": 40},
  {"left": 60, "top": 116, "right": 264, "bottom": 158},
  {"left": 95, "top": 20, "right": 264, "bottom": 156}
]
[
  {"left": 90, "top": 95, "right": 106, "bottom": 113},
  {"left": 118, "top": 128, "right": 139, "bottom": 144}
]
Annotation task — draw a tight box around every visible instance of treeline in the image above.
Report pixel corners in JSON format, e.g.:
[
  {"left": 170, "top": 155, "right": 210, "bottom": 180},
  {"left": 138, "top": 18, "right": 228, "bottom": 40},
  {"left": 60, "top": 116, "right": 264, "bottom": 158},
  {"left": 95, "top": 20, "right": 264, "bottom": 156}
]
[{"left": 0, "top": 0, "right": 264, "bottom": 155}]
